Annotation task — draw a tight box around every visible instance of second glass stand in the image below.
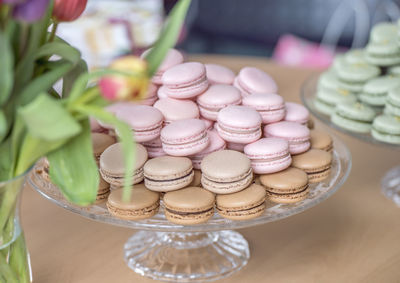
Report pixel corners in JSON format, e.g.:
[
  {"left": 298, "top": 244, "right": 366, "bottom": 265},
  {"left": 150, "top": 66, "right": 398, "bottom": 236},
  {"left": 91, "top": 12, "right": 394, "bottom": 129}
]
[{"left": 301, "top": 74, "right": 400, "bottom": 206}]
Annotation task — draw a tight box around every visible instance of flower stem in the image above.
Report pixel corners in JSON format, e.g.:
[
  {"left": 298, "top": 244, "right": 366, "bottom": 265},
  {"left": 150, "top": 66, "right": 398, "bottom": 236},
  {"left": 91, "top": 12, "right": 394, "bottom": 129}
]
[{"left": 49, "top": 22, "right": 58, "bottom": 42}]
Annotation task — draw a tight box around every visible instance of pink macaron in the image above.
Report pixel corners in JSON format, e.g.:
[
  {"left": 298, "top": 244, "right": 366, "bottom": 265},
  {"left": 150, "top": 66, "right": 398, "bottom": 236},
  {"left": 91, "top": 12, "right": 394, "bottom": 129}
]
[
  {"left": 201, "top": 118, "right": 214, "bottom": 130},
  {"left": 97, "top": 102, "right": 136, "bottom": 132},
  {"left": 197, "top": 84, "right": 242, "bottom": 121},
  {"left": 244, "top": 138, "right": 291, "bottom": 174},
  {"left": 216, "top": 105, "right": 262, "bottom": 144},
  {"left": 115, "top": 105, "right": 164, "bottom": 142},
  {"left": 161, "top": 118, "right": 209, "bottom": 156},
  {"left": 284, "top": 102, "right": 310, "bottom": 126},
  {"left": 242, "top": 93, "right": 286, "bottom": 124},
  {"left": 190, "top": 130, "right": 226, "bottom": 169},
  {"left": 205, "top": 63, "right": 235, "bottom": 85},
  {"left": 234, "top": 67, "right": 278, "bottom": 97},
  {"left": 154, "top": 98, "right": 199, "bottom": 124},
  {"left": 162, "top": 62, "right": 209, "bottom": 99},
  {"left": 141, "top": 137, "right": 166, "bottom": 158},
  {"left": 264, "top": 121, "right": 310, "bottom": 155},
  {"left": 142, "top": 48, "right": 184, "bottom": 85},
  {"left": 226, "top": 142, "right": 246, "bottom": 152},
  {"left": 90, "top": 117, "right": 107, "bottom": 133},
  {"left": 137, "top": 83, "right": 158, "bottom": 106},
  {"left": 157, "top": 86, "right": 169, "bottom": 99}
]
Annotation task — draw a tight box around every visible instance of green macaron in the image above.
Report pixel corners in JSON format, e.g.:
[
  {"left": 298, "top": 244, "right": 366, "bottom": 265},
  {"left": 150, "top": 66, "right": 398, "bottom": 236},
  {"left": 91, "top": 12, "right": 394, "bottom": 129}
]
[
  {"left": 335, "top": 58, "right": 380, "bottom": 91},
  {"left": 318, "top": 69, "right": 363, "bottom": 93},
  {"left": 344, "top": 49, "right": 367, "bottom": 64},
  {"left": 369, "top": 22, "right": 398, "bottom": 43},
  {"left": 359, "top": 75, "right": 400, "bottom": 106},
  {"left": 385, "top": 86, "right": 400, "bottom": 116},
  {"left": 371, "top": 114, "right": 400, "bottom": 144},
  {"left": 315, "top": 88, "right": 357, "bottom": 115},
  {"left": 365, "top": 41, "right": 400, "bottom": 67},
  {"left": 388, "top": 65, "right": 400, "bottom": 77},
  {"left": 331, "top": 102, "right": 376, "bottom": 133}
]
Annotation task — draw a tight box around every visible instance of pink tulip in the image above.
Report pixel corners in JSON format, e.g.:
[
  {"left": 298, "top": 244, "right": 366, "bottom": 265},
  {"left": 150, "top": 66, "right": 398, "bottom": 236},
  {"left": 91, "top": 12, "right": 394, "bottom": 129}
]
[{"left": 52, "top": 0, "right": 87, "bottom": 22}]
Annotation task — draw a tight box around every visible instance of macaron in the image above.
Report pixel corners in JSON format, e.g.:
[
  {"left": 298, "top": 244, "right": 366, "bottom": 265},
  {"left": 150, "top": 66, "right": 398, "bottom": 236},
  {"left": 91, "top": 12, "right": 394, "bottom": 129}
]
[
  {"left": 388, "top": 65, "right": 400, "bottom": 77},
  {"left": 106, "top": 185, "right": 160, "bottom": 220},
  {"left": 226, "top": 142, "right": 246, "bottom": 152},
  {"left": 216, "top": 184, "right": 266, "bottom": 220},
  {"left": 331, "top": 102, "right": 376, "bottom": 133},
  {"left": 163, "top": 187, "right": 215, "bottom": 225},
  {"left": 310, "top": 130, "right": 333, "bottom": 152},
  {"left": 385, "top": 86, "right": 400, "bottom": 116},
  {"left": 96, "top": 176, "right": 111, "bottom": 204},
  {"left": 154, "top": 98, "right": 199, "bottom": 124},
  {"left": 335, "top": 59, "right": 380, "bottom": 90},
  {"left": 216, "top": 105, "right": 262, "bottom": 144},
  {"left": 190, "top": 169, "right": 202, "bottom": 187},
  {"left": 242, "top": 93, "right": 285, "bottom": 124},
  {"left": 369, "top": 22, "right": 398, "bottom": 43},
  {"left": 201, "top": 118, "right": 214, "bottom": 130},
  {"left": 284, "top": 102, "right": 309, "bottom": 126},
  {"left": 264, "top": 121, "right": 310, "bottom": 155},
  {"left": 201, "top": 150, "right": 253, "bottom": 194},
  {"left": 234, "top": 67, "right": 278, "bottom": 97},
  {"left": 317, "top": 70, "right": 361, "bottom": 93},
  {"left": 139, "top": 83, "right": 158, "bottom": 106},
  {"left": 291, "top": 149, "right": 333, "bottom": 183},
  {"left": 143, "top": 156, "right": 194, "bottom": 192},
  {"left": 244, "top": 138, "right": 291, "bottom": 174},
  {"left": 91, "top": 133, "right": 115, "bottom": 165},
  {"left": 162, "top": 62, "right": 209, "bottom": 99},
  {"left": 115, "top": 105, "right": 164, "bottom": 142},
  {"left": 90, "top": 117, "right": 106, "bottom": 133},
  {"left": 260, "top": 167, "right": 309, "bottom": 204},
  {"left": 344, "top": 49, "right": 367, "bottom": 64},
  {"left": 365, "top": 41, "right": 400, "bottom": 67},
  {"left": 141, "top": 137, "right": 166, "bottom": 158},
  {"left": 205, "top": 63, "right": 235, "bottom": 85},
  {"left": 315, "top": 87, "right": 358, "bottom": 115},
  {"left": 196, "top": 84, "right": 241, "bottom": 121},
  {"left": 161, "top": 119, "right": 209, "bottom": 156},
  {"left": 157, "top": 86, "right": 169, "bottom": 99},
  {"left": 100, "top": 143, "right": 148, "bottom": 188},
  {"left": 359, "top": 76, "right": 400, "bottom": 106},
  {"left": 190, "top": 130, "right": 226, "bottom": 170},
  {"left": 371, "top": 114, "right": 400, "bottom": 144},
  {"left": 142, "top": 48, "right": 184, "bottom": 85}
]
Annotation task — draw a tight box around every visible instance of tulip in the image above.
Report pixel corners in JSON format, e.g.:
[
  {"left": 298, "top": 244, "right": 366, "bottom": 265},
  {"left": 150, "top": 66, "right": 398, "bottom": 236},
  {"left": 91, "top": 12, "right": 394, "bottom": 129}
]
[
  {"left": 13, "top": 0, "right": 50, "bottom": 22},
  {"left": 3, "top": 0, "right": 26, "bottom": 4},
  {"left": 52, "top": 0, "right": 87, "bottom": 22},
  {"left": 99, "top": 56, "right": 149, "bottom": 102}
]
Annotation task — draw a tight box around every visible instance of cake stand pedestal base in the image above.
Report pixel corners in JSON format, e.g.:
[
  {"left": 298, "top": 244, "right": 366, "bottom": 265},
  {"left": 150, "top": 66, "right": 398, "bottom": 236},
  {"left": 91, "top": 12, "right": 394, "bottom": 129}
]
[
  {"left": 382, "top": 165, "right": 400, "bottom": 206},
  {"left": 124, "top": 230, "right": 250, "bottom": 282}
]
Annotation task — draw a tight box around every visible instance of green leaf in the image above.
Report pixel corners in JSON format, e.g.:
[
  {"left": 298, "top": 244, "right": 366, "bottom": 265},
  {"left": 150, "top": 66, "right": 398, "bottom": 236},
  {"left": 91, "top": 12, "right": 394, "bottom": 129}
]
[
  {"left": 18, "top": 93, "right": 81, "bottom": 141},
  {"left": 17, "top": 61, "right": 73, "bottom": 105},
  {"left": 144, "top": 0, "right": 191, "bottom": 76},
  {"left": 73, "top": 105, "right": 135, "bottom": 202},
  {"left": 0, "top": 110, "right": 6, "bottom": 143},
  {"left": 62, "top": 59, "right": 88, "bottom": 98},
  {"left": 0, "top": 137, "right": 13, "bottom": 181},
  {"left": 0, "top": 31, "right": 14, "bottom": 106},
  {"left": 35, "top": 42, "right": 81, "bottom": 65},
  {"left": 47, "top": 119, "right": 99, "bottom": 205}
]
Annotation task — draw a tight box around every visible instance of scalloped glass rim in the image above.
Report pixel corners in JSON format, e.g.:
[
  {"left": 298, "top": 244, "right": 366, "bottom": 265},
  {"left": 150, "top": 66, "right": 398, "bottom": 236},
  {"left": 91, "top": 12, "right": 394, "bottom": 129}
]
[
  {"left": 301, "top": 74, "right": 400, "bottom": 149},
  {"left": 28, "top": 134, "right": 351, "bottom": 233}
]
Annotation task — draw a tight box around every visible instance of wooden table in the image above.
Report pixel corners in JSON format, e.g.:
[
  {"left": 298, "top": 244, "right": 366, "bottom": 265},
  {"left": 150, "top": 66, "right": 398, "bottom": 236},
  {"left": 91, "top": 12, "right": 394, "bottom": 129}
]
[{"left": 22, "top": 55, "right": 400, "bottom": 283}]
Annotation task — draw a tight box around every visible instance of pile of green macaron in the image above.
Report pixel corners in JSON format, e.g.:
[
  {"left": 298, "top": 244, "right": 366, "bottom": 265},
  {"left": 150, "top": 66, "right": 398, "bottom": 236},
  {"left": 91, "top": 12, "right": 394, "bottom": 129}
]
[{"left": 315, "top": 21, "right": 400, "bottom": 144}]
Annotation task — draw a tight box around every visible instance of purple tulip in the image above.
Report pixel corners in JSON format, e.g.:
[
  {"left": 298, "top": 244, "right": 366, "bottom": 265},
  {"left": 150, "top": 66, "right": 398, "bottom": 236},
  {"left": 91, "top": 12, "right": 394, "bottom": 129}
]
[
  {"left": 3, "top": 0, "right": 26, "bottom": 4},
  {"left": 13, "top": 0, "right": 50, "bottom": 22}
]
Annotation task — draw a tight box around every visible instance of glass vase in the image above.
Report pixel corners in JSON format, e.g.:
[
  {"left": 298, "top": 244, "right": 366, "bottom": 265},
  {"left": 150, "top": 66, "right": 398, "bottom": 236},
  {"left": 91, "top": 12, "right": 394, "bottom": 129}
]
[{"left": 0, "top": 170, "right": 32, "bottom": 283}]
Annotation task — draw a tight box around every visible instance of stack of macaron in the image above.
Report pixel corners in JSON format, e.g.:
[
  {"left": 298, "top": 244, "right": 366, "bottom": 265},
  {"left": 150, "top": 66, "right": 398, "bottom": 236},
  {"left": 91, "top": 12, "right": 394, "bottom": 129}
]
[
  {"left": 73, "top": 48, "right": 338, "bottom": 225},
  {"left": 314, "top": 21, "right": 400, "bottom": 144}
]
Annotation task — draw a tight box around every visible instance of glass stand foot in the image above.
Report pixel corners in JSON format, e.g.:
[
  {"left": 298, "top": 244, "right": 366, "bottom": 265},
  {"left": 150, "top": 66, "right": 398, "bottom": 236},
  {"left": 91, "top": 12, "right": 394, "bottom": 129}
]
[
  {"left": 124, "top": 230, "right": 250, "bottom": 282},
  {"left": 381, "top": 165, "right": 400, "bottom": 206}
]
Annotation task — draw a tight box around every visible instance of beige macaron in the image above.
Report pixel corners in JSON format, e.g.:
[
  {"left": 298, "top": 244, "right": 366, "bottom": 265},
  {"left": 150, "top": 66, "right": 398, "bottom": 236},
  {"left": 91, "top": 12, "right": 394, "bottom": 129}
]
[
  {"left": 95, "top": 175, "right": 111, "bottom": 204},
  {"left": 143, "top": 156, "right": 194, "bottom": 192},
  {"left": 190, "top": 169, "right": 202, "bottom": 187},
  {"left": 91, "top": 133, "right": 115, "bottom": 165},
  {"left": 291, "top": 149, "right": 333, "bottom": 183},
  {"left": 106, "top": 184, "right": 160, "bottom": 220},
  {"left": 216, "top": 184, "right": 266, "bottom": 220},
  {"left": 260, "top": 167, "right": 309, "bottom": 204},
  {"left": 310, "top": 130, "right": 333, "bottom": 152},
  {"left": 100, "top": 143, "right": 148, "bottom": 188},
  {"left": 201, "top": 150, "right": 253, "bottom": 194},
  {"left": 163, "top": 187, "right": 215, "bottom": 225}
]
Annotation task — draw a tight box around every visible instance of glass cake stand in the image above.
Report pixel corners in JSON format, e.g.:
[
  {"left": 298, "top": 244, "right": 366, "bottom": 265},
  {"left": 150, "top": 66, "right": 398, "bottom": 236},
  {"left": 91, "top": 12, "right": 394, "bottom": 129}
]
[
  {"left": 28, "top": 135, "right": 351, "bottom": 282},
  {"left": 301, "top": 74, "right": 400, "bottom": 206}
]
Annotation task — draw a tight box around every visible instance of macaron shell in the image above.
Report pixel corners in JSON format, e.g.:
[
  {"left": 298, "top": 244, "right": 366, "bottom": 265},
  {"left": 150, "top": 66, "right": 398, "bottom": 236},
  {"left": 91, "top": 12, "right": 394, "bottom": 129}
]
[
  {"left": 371, "top": 114, "right": 400, "bottom": 144},
  {"left": 190, "top": 130, "right": 226, "bottom": 169},
  {"left": 154, "top": 98, "right": 200, "bottom": 123},
  {"left": 310, "top": 130, "right": 333, "bottom": 152},
  {"left": 205, "top": 64, "right": 235, "bottom": 85},
  {"left": 242, "top": 93, "right": 285, "bottom": 124},
  {"left": 235, "top": 67, "right": 278, "bottom": 96},
  {"left": 291, "top": 149, "right": 332, "bottom": 183},
  {"left": 266, "top": 187, "right": 309, "bottom": 204},
  {"left": 260, "top": 167, "right": 308, "bottom": 194},
  {"left": 190, "top": 169, "right": 202, "bottom": 186},
  {"left": 141, "top": 138, "right": 166, "bottom": 158},
  {"left": 91, "top": 133, "right": 115, "bottom": 158},
  {"left": 284, "top": 102, "right": 310, "bottom": 125},
  {"left": 106, "top": 185, "right": 160, "bottom": 220}
]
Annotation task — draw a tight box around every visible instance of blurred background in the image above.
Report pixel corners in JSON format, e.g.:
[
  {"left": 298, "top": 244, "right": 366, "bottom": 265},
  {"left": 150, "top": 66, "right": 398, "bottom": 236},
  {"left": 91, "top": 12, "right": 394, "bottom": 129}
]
[{"left": 58, "top": 0, "right": 400, "bottom": 69}]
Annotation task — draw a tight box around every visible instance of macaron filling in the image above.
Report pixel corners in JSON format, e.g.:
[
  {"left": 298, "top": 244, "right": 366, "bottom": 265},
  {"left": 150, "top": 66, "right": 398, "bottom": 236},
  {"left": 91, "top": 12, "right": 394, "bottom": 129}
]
[
  {"left": 216, "top": 200, "right": 265, "bottom": 215},
  {"left": 202, "top": 167, "right": 253, "bottom": 184},
  {"left": 164, "top": 76, "right": 209, "bottom": 94}
]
